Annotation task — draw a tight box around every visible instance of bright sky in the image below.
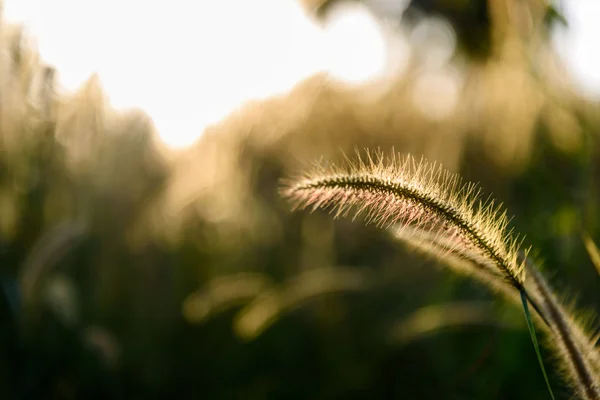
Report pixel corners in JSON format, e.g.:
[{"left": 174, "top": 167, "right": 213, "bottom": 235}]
[
  {"left": 552, "top": 0, "right": 600, "bottom": 99},
  {"left": 3, "top": 0, "right": 599, "bottom": 148},
  {"left": 3, "top": 0, "right": 390, "bottom": 149}
]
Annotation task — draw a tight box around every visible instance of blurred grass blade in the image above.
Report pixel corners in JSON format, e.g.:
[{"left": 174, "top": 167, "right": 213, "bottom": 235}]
[
  {"left": 521, "top": 289, "right": 555, "bottom": 400},
  {"left": 582, "top": 233, "right": 600, "bottom": 276},
  {"left": 234, "top": 267, "right": 369, "bottom": 340},
  {"left": 388, "top": 301, "right": 524, "bottom": 345}
]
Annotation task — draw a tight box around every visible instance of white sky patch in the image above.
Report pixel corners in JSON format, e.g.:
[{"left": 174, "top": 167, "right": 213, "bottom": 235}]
[
  {"left": 4, "top": 0, "right": 392, "bottom": 149},
  {"left": 552, "top": 1, "right": 600, "bottom": 99}
]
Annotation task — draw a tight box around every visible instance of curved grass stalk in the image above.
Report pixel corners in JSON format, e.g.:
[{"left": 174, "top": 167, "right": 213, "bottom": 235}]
[{"left": 282, "top": 149, "right": 527, "bottom": 290}]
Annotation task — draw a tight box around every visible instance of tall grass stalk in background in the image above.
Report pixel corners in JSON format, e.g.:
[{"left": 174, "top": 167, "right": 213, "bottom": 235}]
[{"left": 282, "top": 149, "right": 600, "bottom": 399}]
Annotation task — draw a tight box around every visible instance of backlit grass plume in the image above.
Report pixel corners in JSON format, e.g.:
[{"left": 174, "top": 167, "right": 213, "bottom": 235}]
[
  {"left": 281, "top": 149, "right": 600, "bottom": 399},
  {"left": 528, "top": 266, "right": 600, "bottom": 400},
  {"left": 282, "top": 149, "right": 528, "bottom": 291}
]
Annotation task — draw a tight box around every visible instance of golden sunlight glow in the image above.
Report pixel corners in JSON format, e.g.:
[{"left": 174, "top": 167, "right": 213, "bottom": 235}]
[
  {"left": 323, "top": 2, "right": 388, "bottom": 84},
  {"left": 4, "top": 0, "right": 390, "bottom": 149}
]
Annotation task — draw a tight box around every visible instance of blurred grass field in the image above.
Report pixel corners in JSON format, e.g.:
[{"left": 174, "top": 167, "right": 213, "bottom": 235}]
[{"left": 1, "top": 0, "right": 599, "bottom": 398}]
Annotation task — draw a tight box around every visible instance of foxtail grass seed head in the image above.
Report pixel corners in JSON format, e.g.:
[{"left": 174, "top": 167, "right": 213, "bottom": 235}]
[
  {"left": 281, "top": 149, "right": 527, "bottom": 290},
  {"left": 282, "top": 149, "right": 600, "bottom": 399},
  {"left": 529, "top": 267, "right": 600, "bottom": 400}
]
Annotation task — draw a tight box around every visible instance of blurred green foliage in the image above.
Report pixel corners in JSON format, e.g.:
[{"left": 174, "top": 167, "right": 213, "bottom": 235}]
[{"left": 1, "top": 0, "right": 599, "bottom": 399}]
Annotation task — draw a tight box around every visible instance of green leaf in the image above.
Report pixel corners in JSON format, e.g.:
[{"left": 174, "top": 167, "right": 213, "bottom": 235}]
[
  {"left": 521, "top": 289, "right": 555, "bottom": 400},
  {"left": 545, "top": 5, "right": 568, "bottom": 28}
]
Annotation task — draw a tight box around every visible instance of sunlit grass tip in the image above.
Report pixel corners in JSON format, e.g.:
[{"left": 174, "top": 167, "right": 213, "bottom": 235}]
[{"left": 281, "top": 148, "right": 528, "bottom": 290}]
